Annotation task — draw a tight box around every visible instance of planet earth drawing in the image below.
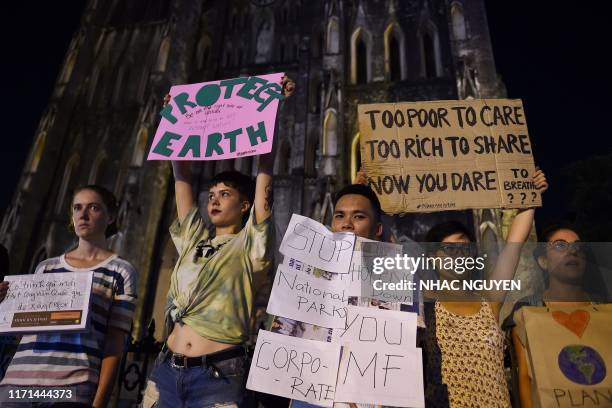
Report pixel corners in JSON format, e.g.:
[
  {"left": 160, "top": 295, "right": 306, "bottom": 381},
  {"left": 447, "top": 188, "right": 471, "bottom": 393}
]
[{"left": 558, "top": 345, "right": 607, "bottom": 385}]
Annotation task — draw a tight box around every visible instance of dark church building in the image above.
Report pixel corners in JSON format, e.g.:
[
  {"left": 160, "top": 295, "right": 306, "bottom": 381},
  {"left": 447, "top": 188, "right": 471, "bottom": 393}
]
[{"left": 2, "top": 0, "right": 536, "bottom": 359}]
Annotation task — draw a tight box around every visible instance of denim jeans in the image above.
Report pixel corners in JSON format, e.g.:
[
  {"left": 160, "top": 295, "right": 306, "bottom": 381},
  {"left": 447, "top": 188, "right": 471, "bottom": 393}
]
[{"left": 147, "top": 347, "right": 247, "bottom": 408}]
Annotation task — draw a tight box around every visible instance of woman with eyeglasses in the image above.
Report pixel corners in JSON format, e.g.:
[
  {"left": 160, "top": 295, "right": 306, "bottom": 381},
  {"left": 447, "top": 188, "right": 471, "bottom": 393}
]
[
  {"left": 417, "top": 168, "right": 548, "bottom": 408},
  {"left": 503, "top": 222, "right": 608, "bottom": 408}
]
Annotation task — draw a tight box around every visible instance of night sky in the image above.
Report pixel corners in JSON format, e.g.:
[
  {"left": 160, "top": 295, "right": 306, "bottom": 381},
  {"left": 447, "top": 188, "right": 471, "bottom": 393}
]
[{"left": 2, "top": 1, "right": 611, "bottom": 228}]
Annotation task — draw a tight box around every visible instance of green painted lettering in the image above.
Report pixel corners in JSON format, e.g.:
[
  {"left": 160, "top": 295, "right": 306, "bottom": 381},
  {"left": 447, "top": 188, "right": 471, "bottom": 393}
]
[
  {"left": 246, "top": 122, "right": 267, "bottom": 146},
  {"left": 195, "top": 84, "right": 221, "bottom": 107},
  {"left": 237, "top": 76, "right": 268, "bottom": 100},
  {"left": 152, "top": 131, "right": 182, "bottom": 157},
  {"left": 205, "top": 133, "right": 224, "bottom": 157},
  {"left": 224, "top": 128, "right": 242, "bottom": 153},
  {"left": 220, "top": 77, "right": 249, "bottom": 99},
  {"left": 178, "top": 135, "right": 201, "bottom": 158},
  {"left": 174, "top": 92, "right": 196, "bottom": 114}
]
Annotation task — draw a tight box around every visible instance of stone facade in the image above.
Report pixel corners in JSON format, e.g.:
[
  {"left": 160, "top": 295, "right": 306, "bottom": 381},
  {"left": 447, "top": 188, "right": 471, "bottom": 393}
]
[{"left": 2, "top": 0, "right": 519, "bottom": 339}]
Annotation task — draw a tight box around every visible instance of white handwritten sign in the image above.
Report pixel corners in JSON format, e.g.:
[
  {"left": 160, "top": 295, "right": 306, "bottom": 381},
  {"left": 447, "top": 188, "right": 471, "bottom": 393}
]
[
  {"left": 332, "top": 306, "right": 417, "bottom": 348},
  {"left": 246, "top": 330, "right": 342, "bottom": 407},
  {"left": 0, "top": 272, "right": 93, "bottom": 333},
  {"left": 280, "top": 214, "right": 356, "bottom": 274},
  {"left": 335, "top": 342, "right": 425, "bottom": 407},
  {"left": 267, "top": 266, "right": 348, "bottom": 329}
]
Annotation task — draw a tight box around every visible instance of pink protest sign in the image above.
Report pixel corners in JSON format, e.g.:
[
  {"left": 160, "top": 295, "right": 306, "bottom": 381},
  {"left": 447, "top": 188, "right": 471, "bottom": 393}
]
[{"left": 147, "top": 72, "right": 285, "bottom": 160}]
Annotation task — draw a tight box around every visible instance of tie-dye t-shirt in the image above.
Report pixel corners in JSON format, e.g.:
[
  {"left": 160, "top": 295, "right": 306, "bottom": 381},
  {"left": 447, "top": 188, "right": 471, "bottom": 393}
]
[{"left": 166, "top": 206, "right": 272, "bottom": 344}]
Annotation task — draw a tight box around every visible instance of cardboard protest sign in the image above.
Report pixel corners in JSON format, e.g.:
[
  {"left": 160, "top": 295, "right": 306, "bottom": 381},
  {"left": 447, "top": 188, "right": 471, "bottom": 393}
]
[
  {"left": 280, "top": 214, "right": 356, "bottom": 274},
  {"left": 514, "top": 305, "right": 612, "bottom": 408},
  {"left": 332, "top": 305, "right": 417, "bottom": 348},
  {"left": 358, "top": 99, "right": 541, "bottom": 213},
  {"left": 148, "top": 72, "right": 284, "bottom": 160},
  {"left": 246, "top": 330, "right": 342, "bottom": 407},
  {"left": 0, "top": 272, "right": 93, "bottom": 333},
  {"left": 335, "top": 342, "right": 425, "bottom": 407},
  {"left": 267, "top": 266, "right": 348, "bottom": 329}
]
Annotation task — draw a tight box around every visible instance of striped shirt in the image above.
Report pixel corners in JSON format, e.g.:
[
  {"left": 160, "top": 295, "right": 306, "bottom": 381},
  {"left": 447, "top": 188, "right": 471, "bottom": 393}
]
[{"left": 0, "top": 254, "right": 138, "bottom": 389}]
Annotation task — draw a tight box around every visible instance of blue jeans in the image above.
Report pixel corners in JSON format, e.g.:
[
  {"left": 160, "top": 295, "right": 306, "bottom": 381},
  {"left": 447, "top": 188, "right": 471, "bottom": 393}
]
[{"left": 148, "top": 347, "right": 247, "bottom": 408}]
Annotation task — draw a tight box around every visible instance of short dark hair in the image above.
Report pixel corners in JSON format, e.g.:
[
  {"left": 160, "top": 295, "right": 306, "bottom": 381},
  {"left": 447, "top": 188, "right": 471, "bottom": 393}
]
[
  {"left": 333, "top": 184, "right": 382, "bottom": 221},
  {"left": 71, "top": 185, "right": 119, "bottom": 238},
  {"left": 425, "top": 220, "right": 474, "bottom": 243},
  {"left": 208, "top": 171, "right": 256, "bottom": 225},
  {"left": 538, "top": 221, "right": 580, "bottom": 242},
  {"left": 208, "top": 171, "right": 256, "bottom": 204}
]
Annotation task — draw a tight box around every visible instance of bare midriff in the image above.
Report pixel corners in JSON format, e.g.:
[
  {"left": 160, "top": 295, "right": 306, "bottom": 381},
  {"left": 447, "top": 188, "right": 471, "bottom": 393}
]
[{"left": 167, "top": 323, "right": 235, "bottom": 356}]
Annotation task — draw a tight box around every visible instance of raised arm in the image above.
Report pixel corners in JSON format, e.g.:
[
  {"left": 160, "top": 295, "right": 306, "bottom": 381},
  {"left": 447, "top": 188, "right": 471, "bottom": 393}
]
[
  {"left": 253, "top": 75, "right": 295, "bottom": 224},
  {"left": 489, "top": 168, "right": 548, "bottom": 298},
  {"left": 162, "top": 94, "right": 196, "bottom": 223},
  {"left": 172, "top": 160, "right": 195, "bottom": 223}
]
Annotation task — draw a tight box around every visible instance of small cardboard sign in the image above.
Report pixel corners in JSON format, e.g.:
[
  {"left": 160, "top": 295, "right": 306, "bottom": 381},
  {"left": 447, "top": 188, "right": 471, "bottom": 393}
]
[
  {"left": 358, "top": 99, "right": 541, "bottom": 213},
  {"left": 0, "top": 272, "right": 93, "bottom": 333},
  {"left": 148, "top": 72, "right": 284, "bottom": 160}
]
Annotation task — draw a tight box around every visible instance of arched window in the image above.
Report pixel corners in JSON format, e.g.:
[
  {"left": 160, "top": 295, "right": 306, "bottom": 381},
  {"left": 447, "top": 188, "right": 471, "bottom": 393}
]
[
  {"left": 356, "top": 38, "right": 367, "bottom": 84},
  {"left": 326, "top": 17, "right": 339, "bottom": 54},
  {"left": 419, "top": 22, "right": 441, "bottom": 78},
  {"left": 310, "top": 79, "right": 322, "bottom": 113},
  {"left": 389, "top": 36, "right": 400, "bottom": 81},
  {"left": 384, "top": 23, "right": 406, "bottom": 81},
  {"left": 451, "top": 2, "right": 467, "bottom": 40},
  {"left": 351, "top": 28, "right": 371, "bottom": 84},
  {"left": 322, "top": 110, "right": 338, "bottom": 156},
  {"left": 155, "top": 37, "right": 171, "bottom": 72},
  {"left": 423, "top": 32, "right": 436, "bottom": 78},
  {"left": 195, "top": 34, "right": 211, "bottom": 70},
  {"left": 255, "top": 16, "right": 274, "bottom": 63},
  {"left": 131, "top": 127, "right": 149, "bottom": 167}
]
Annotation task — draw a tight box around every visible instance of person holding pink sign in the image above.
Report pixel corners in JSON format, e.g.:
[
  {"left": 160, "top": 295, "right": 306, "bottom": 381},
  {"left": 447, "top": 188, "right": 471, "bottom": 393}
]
[{"left": 142, "top": 76, "right": 294, "bottom": 408}]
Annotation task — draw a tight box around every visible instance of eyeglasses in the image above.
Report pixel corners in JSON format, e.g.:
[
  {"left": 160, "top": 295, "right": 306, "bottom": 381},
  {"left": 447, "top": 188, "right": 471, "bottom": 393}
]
[{"left": 548, "top": 240, "right": 585, "bottom": 253}]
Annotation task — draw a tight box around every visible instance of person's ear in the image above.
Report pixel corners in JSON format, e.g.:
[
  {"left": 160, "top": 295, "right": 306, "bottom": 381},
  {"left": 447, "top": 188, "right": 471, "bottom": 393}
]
[
  {"left": 107, "top": 213, "right": 116, "bottom": 227},
  {"left": 241, "top": 200, "right": 251, "bottom": 215},
  {"left": 536, "top": 255, "right": 548, "bottom": 271},
  {"left": 375, "top": 222, "right": 383, "bottom": 240}
]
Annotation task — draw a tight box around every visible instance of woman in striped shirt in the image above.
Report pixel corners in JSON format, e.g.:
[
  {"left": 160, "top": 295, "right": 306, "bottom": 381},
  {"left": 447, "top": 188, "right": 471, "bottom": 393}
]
[{"left": 0, "top": 185, "right": 138, "bottom": 407}]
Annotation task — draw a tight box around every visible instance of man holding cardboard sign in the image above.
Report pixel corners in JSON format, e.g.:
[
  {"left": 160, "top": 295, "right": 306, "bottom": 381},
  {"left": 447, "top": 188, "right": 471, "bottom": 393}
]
[{"left": 142, "top": 75, "right": 294, "bottom": 408}]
